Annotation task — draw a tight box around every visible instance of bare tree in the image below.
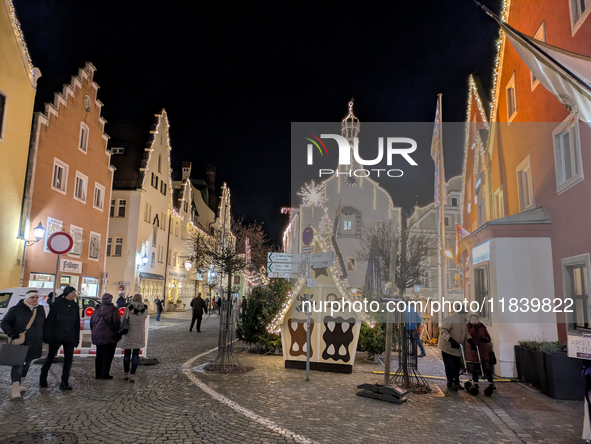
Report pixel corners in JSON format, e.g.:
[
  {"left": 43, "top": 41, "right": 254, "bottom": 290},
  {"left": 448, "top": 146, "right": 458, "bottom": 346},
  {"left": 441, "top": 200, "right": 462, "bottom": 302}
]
[{"left": 188, "top": 216, "right": 270, "bottom": 372}]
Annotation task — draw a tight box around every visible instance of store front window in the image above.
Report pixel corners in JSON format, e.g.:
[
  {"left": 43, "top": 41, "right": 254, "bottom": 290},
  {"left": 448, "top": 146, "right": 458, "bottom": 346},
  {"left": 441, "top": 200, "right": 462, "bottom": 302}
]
[
  {"left": 29, "top": 273, "right": 55, "bottom": 289},
  {"left": 81, "top": 277, "right": 99, "bottom": 297}
]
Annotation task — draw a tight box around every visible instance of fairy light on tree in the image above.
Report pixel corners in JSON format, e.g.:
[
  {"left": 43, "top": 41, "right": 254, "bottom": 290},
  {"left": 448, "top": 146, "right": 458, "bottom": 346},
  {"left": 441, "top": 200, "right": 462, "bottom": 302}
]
[{"left": 297, "top": 180, "right": 327, "bottom": 208}]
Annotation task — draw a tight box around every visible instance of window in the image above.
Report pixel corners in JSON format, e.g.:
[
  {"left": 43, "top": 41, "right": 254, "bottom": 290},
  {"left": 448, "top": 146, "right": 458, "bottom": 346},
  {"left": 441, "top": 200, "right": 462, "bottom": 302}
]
[
  {"left": 117, "top": 200, "right": 126, "bottom": 218},
  {"left": 494, "top": 188, "right": 505, "bottom": 219},
  {"left": 517, "top": 156, "right": 535, "bottom": 212},
  {"left": 151, "top": 252, "right": 155, "bottom": 268},
  {"left": 181, "top": 225, "right": 187, "bottom": 239},
  {"left": 151, "top": 173, "right": 159, "bottom": 189},
  {"left": 162, "top": 182, "right": 167, "bottom": 196},
  {"left": 160, "top": 212, "right": 166, "bottom": 230},
  {"left": 343, "top": 220, "right": 352, "bottom": 231},
  {"left": 110, "top": 200, "right": 115, "bottom": 217},
  {"left": 531, "top": 22, "right": 546, "bottom": 89},
  {"left": 570, "top": 0, "right": 591, "bottom": 34},
  {"left": 474, "top": 266, "right": 489, "bottom": 319},
  {"left": 172, "top": 251, "right": 177, "bottom": 267},
  {"left": 563, "top": 255, "right": 591, "bottom": 329},
  {"left": 111, "top": 147, "right": 124, "bottom": 154},
  {"left": 374, "top": 221, "right": 384, "bottom": 231},
  {"left": 114, "top": 238, "right": 123, "bottom": 257},
  {"left": 445, "top": 217, "right": 450, "bottom": 227},
  {"left": 158, "top": 245, "right": 164, "bottom": 263},
  {"left": 554, "top": 116, "right": 583, "bottom": 193},
  {"left": 451, "top": 197, "right": 458, "bottom": 207},
  {"left": 175, "top": 221, "right": 179, "bottom": 237},
  {"left": 93, "top": 183, "right": 105, "bottom": 210},
  {"left": 466, "top": 176, "right": 472, "bottom": 213},
  {"left": 506, "top": 72, "right": 517, "bottom": 122},
  {"left": 158, "top": 155, "right": 162, "bottom": 173},
  {"left": 106, "top": 238, "right": 112, "bottom": 257},
  {"left": 234, "top": 275, "right": 241, "bottom": 285},
  {"left": 168, "top": 249, "right": 172, "bottom": 265},
  {"left": 0, "top": 92, "right": 5, "bottom": 140},
  {"left": 74, "top": 171, "right": 88, "bottom": 203},
  {"left": 52, "top": 158, "right": 69, "bottom": 194},
  {"left": 477, "top": 200, "right": 485, "bottom": 227},
  {"left": 78, "top": 122, "right": 89, "bottom": 153},
  {"left": 144, "top": 202, "right": 152, "bottom": 223}
]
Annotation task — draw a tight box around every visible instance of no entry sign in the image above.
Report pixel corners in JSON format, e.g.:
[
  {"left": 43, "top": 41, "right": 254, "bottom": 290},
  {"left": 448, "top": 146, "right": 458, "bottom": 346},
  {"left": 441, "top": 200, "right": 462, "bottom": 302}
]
[
  {"left": 302, "top": 226, "right": 314, "bottom": 246},
  {"left": 47, "top": 231, "right": 74, "bottom": 255}
]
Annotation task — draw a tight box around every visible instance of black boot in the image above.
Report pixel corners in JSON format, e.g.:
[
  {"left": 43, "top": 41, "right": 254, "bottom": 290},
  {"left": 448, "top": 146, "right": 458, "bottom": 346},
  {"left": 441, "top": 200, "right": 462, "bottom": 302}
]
[
  {"left": 484, "top": 384, "right": 494, "bottom": 397},
  {"left": 59, "top": 381, "right": 72, "bottom": 391},
  {"left": 39, "top": 372, "right": 48, "bottom": 388}
]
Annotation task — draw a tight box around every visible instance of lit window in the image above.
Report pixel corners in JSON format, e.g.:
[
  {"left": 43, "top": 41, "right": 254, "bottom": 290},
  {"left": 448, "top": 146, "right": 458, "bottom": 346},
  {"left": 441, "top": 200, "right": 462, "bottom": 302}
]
[
  {"left": 506, "top": 72, "right": 517, "bottom": 122},
  {"left": 517, "top": 155, "right": 535, "bottom": 212},
  {"left": 78, "top": 122, "right": 89, "bottom": 153},
  {"left": 52, "top": 158, "right": 69, "bottom": 194},
  {"left": 554, "top": 116, "right": 583, "bottom": 194},
  {"left": 93, "top": 183, "right": 105, "bottom": 210},
  {"left": 74, "top": 171, "right": 88, "bottom": 203},
  {"left": 343, "top": 220, "right": 352, "bottom": 231}
]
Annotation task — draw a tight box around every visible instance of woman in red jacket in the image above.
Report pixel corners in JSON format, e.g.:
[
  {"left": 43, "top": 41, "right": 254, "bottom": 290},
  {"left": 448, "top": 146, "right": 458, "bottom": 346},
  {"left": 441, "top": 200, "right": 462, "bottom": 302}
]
[{"left": 465, "top": 314, "right": 495, "bottom": 396}]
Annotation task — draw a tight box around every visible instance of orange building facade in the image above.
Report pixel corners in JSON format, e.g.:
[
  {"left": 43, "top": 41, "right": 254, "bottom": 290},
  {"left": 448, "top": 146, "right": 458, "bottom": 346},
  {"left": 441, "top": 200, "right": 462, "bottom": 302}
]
[
  {"left": 459, "top": 0, "right": 591, "bottom": 376},
  {"left": 21, "top": 62, "right": 113, "bottom": 297}
]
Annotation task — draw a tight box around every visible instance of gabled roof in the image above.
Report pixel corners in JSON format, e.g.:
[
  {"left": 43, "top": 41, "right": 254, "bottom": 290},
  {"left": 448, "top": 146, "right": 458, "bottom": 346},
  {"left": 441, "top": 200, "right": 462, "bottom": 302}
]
[{"left": 487, "top": 207, "right": 550, "bottom": 225}]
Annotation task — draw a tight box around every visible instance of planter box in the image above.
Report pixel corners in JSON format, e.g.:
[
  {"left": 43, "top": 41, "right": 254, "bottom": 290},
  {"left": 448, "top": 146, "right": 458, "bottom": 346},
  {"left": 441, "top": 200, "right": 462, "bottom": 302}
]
[
  {"left": 514, "top": 345, "right": 523, "bottom": 381},
  {"left": 522, "top": 347, "right": 540, "bottom": 387},
  {"left": 544, "top": 352, "right": 584, "bottom": 400},
  {"left": 535, "top": 351, "right": 547, "bottom": 393}
]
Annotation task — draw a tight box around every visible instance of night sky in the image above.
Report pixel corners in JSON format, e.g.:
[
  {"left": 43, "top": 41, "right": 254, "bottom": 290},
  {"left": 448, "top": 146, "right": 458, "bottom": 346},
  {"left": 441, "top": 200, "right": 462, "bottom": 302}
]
[{"left": 15, "top": 0, "right": 502, "bottom": 244}]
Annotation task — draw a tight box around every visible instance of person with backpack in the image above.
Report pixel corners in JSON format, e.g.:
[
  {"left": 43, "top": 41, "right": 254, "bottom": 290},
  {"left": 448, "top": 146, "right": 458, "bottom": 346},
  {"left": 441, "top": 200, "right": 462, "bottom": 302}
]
[
  {"left": 1, "top": 289, "right": 45, "bottom": 399},
  {"left": 40, "top": 286, "right": 80, "bottom": 391},
  {"left": 90, "top": 293, "right": 121, "bottom": 380},
  {"left": 119, "top": 294, "right": 148, "bottom": 382}
]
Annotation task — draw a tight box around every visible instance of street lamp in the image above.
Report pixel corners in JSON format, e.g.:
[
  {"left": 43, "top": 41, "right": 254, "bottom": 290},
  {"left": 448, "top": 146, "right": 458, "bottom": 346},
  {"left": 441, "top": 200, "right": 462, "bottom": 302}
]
[
  {"left": 445, "top": 250, "right": 454, "bottom": 260},
  {"left": 184, "top": 260, "right": 193, "bottom": 271},
  {"left": 137, "top": 253, "right": 149, "bottom": 269},
  {"left": 25, "top": 222, "right": 45, "bottom": 246}
]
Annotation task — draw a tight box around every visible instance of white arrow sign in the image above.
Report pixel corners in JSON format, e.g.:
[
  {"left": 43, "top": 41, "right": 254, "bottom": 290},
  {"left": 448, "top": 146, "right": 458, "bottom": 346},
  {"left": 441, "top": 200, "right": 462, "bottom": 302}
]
[
  {"left": 310, "top": 252, "right": 335, "bottom": 264},
  {"left": 268, "top": 272, "right": 300, "bottom": 279},
  {"left": 312, "top": 262, "right": 333, "bottom": 269},
  {"left": 267, "top": 252, "right": 306, "bottom": 263},
  {"left": 268, "top": 263, "right": 305, "bottom": 274}
]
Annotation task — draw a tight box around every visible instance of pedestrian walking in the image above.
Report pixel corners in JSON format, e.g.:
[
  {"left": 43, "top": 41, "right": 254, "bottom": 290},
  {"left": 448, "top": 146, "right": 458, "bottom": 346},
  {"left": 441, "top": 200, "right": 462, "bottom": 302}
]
[
  {"left": 189, "top": 292, "right": 208, "bottom": 332},
  {"left": 1, "top": 289, "right": 45, "bottom": 399},
  {"left": 241, "top": 296, "right": 247, "bottom": 314},
  {"left": 40, "top": 286, "right": 80, "bottom": 391},
  {"left": 116, "top": 293, "right": 127, "bottom": 309},
  {"left": 437, "top": 308, "right": 470, "bottom": 391},
  {"left": 216, "top": 296, "right": 222, "bottom": 315},
  {"left": 403, "top": 303, "right": 424, "bottom": 358},
  {"left": 416, "top": 322, "right": 427, "bottom": 358},
  {"left": 464, "top": 313, "right": 495, "bottom": 396},
  {"left": 90, "top": 293, "right": 121, "bottom": 380},
  {"left": 119, "top": 294, "right": 148, "bottom": 383},
  {"left": 154, "top": 297, "right": 164, "bottom": 321}
]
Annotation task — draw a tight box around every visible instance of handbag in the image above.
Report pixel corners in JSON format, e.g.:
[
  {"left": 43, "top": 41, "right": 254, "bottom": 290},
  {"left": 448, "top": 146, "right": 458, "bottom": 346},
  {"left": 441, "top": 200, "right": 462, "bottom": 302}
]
[
  {"left": 489, "top": 350, "right": 497, "bottom": 366},
  {"left": 0, "top": 343, "right": 29, "bottom": 366},
  {"left": 8, "top": 307, "right": 38, "bottom": 346},
  {"left": 119, "top": 308, "right": 130, "bottom": 336}
]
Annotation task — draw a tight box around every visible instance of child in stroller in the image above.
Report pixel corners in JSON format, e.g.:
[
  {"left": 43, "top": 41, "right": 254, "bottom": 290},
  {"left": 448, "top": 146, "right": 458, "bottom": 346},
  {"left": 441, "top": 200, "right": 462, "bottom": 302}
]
[{"left": 462, "top": 314, "right": 495, "bottom": 396}]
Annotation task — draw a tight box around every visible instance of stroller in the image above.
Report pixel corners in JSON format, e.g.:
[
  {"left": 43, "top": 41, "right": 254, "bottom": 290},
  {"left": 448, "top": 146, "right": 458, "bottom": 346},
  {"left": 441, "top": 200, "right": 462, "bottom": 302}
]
[{"left": 459, "top": 343, "right": 494, "bottom": 397}]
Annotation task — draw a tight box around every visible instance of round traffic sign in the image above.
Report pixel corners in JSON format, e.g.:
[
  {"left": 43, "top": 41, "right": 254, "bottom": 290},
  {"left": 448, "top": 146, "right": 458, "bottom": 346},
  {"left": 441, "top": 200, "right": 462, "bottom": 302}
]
[
  {"left": 47, "top": 231, "right": 74, "bottom": 255},
  {"left": 302, "top": 226, "right": 314, "bottom": 246}
]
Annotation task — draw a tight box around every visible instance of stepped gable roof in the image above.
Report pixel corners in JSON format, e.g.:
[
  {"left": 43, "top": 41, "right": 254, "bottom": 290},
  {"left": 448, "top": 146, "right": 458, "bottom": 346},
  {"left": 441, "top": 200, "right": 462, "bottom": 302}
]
[{"left": 107, "top": 123, "right": 151, "bottom": 189}]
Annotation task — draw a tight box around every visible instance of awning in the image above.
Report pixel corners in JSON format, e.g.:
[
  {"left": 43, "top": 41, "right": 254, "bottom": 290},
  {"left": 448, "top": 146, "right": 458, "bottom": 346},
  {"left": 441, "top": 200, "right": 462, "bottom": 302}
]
[{"left": 139, "top": 272, "right": 165, "bottom": 281}]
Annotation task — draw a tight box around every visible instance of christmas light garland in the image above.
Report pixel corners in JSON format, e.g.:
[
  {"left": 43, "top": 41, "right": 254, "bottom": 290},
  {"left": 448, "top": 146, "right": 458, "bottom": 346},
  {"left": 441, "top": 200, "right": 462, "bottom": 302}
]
[{"left": 7, "top": 0, "right": 35, "bottom": 80}]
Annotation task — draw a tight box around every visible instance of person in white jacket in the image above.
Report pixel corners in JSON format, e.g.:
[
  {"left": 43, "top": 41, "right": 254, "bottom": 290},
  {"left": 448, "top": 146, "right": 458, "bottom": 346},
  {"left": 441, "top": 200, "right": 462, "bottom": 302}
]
[{"left": 119, "top": 294, "right": 147, "bottom": 382}]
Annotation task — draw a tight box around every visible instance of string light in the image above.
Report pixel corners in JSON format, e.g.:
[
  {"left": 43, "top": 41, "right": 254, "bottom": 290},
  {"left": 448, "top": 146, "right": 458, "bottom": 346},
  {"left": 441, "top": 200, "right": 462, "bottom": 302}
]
[
  {"left": 7, "top": 0, "right": 35, "bottom": 81},
  {"left": 297, "top": 180, "right": 327, "bottom": 208}
]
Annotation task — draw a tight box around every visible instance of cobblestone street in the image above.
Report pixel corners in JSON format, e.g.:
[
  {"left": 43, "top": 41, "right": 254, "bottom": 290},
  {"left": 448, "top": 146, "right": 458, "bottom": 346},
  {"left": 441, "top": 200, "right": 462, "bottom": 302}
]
[{"left": 0, "top": 311, "right": 587, "bottom": 443}]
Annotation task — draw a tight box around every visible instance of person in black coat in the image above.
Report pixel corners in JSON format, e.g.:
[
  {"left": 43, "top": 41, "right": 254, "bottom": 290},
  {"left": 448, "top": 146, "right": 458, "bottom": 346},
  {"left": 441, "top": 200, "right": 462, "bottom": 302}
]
[
  {"left": 189, "top": 292, "right": 208, "bottom": 332},
  {"left": 90, "top": 293, "right": 121, "bottom": 380},
  {"left": 216, "top": 297, "right": 222, "bottom": 315},
  {"left": 39, "top": 286, "right": 80, "bottom": 391},
  {"left": 154, "top": 297, "right": 164, "bottom": 321},
  {"left": 116, "top": 293, "right": 127, "bottom": 309},
  {"left": 0, "top": 290, "right": 45, "bottom": 399}
]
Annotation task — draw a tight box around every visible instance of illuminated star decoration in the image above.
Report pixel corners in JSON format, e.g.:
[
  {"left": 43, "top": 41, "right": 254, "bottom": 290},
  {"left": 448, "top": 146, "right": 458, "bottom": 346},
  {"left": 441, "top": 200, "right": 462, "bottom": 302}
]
[{"left": 297, "top": 180, "right": 327, "bottom": 208}]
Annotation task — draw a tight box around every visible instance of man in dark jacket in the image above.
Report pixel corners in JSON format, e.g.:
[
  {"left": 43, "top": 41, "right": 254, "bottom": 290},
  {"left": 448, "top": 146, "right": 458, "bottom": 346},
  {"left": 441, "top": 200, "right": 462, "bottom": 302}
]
[
  {"left": 40, "top": 286, "right": 80, "bottom": 391},
  {"left": 154, "top": 297, "right": 164, "bottom": 321},
  {"left": 116, "top": 293, "right": 127, "bottom": 309},
  {"left": 189, "top": 292, "right": 208, "bottom": 332},
  {"left": 216, "top": 297, "right": 222, "bottom": 315}
]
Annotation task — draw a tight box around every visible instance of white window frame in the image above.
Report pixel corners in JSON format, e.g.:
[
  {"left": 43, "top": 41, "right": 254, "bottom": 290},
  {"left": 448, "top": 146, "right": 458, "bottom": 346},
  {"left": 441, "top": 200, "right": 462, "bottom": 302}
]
[
  {"left": 93, "top": 182, "right": 105, "bottom": 211},
  {"left": 343, "top": 220, "right": 352, "bottom": 231},
  {"left": 569, "top": 0, "right": 591, "bottom": 36},
  {"left": 158, "top": 245, "right": 164, "bottom": 263},
  {"left": 506, "top": 71, "right": 518, "bottom": 123},
  {"left": 494, "top": 187, "right": 505, "bottom": 219},
  {"left": 516, "top": 155, "right": 535, "bottom": 212},
  {"left": 562, "top": 253, "right": 591, "bottom": 330},
  {"left": 160, "top": 212, "right": 166, "bottom": 230},
  {"left": 106, "top": 238, "right": 112, "bottom": 257},
  {"left": 144, "top": 202, "right": 152, "bottom": 223},
  {"left": 451, "top": 197, "right": 458, "bottom": 207},
  {"left": 113, "top": 237, "right": 123, "bottom": 257},
  {"left": 51, "top": 158, "right": 69, "bottom": 195},
  {"left": 73, "top": 171, "right": 88, "bottom": 204},
  {"left": 553, "top": 115, "right": 584, "bottom": 194},
  {"left": 78, "top": 122, "right": 89, "bottom": 154},
  {"left": 530, "top": 22, "right": 546, "bottom": 90},
  {"left": 117, "top": 199, "right": 126, "bottom": 218},
  {"left": 111, "top": 147, "right": 124, "bottom": 154}
]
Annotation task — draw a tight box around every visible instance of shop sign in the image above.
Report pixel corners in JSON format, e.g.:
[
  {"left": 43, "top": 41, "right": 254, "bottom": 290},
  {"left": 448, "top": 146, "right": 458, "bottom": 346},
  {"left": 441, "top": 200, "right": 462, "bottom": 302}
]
[
  {"left": 472, "top": 240, "right": 490, "bottom": 265},
  {"left": 60, "top": 258, "right": 82, "bottom": 274},
  {"left": 168, "top": 270, "right": 187, "bottom": 279}
]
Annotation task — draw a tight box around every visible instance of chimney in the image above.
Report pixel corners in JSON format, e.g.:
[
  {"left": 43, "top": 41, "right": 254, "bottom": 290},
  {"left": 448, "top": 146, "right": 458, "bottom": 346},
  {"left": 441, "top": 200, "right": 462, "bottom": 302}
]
[
  {"left": 182, "top": 161, "right": 192, "bottom": 181},
  {"left": 205, "top": 164, "right": 218, "bottom": 211}
]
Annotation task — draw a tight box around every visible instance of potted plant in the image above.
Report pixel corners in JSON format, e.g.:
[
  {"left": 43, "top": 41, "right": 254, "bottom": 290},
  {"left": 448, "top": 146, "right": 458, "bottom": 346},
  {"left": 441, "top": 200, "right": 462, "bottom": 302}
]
[{"left": 540, "top": 341, "right": 583, "bottom": 400}]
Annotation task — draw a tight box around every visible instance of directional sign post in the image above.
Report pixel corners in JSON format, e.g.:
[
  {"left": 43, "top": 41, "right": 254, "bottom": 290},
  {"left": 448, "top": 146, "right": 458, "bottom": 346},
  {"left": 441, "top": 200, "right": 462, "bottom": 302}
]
[
  {"left": 302, "top": 226, "right": 314, "bottom": 382},
  {"left": 267, "top": 253, "right": 306, "bottom": 263}
]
